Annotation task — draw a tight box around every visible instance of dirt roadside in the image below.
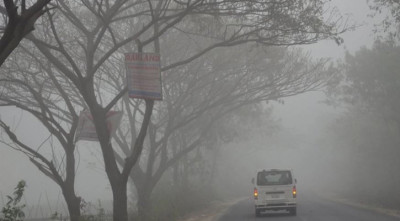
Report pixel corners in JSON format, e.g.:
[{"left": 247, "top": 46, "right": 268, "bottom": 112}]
[{"left": 178, "top": 197, "right": 247, "bottom": 221}]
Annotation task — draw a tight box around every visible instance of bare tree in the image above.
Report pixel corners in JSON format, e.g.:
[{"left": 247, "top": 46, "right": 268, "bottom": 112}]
[
  {"left": 0, "top": 42, "right": 83, "bottom": 220},
  {"left": 0, "top": 0, "right": 51, "bottom": 67},
  {"left": 0, "top": 1, "right": 347, "bottom": 220}
]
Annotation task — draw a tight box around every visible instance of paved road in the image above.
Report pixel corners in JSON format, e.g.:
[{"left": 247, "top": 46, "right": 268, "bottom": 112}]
[{"left": 218, "top": 193, "right": 400, "bottom": 221}]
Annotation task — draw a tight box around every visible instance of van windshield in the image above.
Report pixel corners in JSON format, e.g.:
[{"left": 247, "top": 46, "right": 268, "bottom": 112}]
[{"left": 257, "top": 170, "right": 292, "bottom": 186}]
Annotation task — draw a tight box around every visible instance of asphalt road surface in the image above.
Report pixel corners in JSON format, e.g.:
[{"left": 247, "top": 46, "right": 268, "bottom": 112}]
[{"left": 218, "top": 193, "right": 400, "bottom": 221}]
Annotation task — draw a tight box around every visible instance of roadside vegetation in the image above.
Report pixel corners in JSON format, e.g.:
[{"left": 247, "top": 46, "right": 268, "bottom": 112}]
[
  {"left": 321, "top": 0, "right": 400, "bottom": 211},
  {"left": 1, "top": 181, "right": 26, "bottom": 221},
  {"left": 324, "top": 40, "right": 400, "bottom": 211}
]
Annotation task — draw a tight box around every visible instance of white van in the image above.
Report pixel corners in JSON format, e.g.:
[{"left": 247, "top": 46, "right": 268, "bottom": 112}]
[{"left": 252, "top": 169, "right": 297, "bottom": 216}]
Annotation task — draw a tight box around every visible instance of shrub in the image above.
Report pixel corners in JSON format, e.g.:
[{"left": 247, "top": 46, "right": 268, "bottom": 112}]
[{"left": 0, "top": 180, "right": 26, "bottom": 221}]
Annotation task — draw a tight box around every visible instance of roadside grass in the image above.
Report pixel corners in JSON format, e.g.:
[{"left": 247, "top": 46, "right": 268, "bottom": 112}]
[
  {"left": 2, "top": 180, "right": 243, "bottom": 221},
  {"left": 142, "top": 185, "right": 223, "bottom": 221}
]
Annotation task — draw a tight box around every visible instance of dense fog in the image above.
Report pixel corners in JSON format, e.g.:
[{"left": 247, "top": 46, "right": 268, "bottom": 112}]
[{"left": 0, "top": 0, "right": 399, "bottom": 220}]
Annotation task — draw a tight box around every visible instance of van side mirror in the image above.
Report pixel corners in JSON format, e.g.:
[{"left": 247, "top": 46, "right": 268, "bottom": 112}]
[{"left": 251, "top": 178, "right": 255, "bottom": 184}]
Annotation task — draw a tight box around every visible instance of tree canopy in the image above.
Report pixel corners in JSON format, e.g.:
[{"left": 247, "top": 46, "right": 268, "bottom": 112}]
[
  {"left": 324, "top": 40, "right": 400, "bottom": 207},
  {"left": 329, "top": 40, "right": 400, "bottom": 129}
]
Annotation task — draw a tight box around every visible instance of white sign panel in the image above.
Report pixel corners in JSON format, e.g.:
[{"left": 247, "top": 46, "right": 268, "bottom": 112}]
[
  {"left": 75, "top": 110, "right": 123, "bottom": 142},
  {"left": 125, "top": 52, "right": 162, "bottom": 100}
]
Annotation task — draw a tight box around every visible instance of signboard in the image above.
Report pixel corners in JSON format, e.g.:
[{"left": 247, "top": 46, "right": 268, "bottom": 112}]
[
  {"left": 125, "top": 52, "right": 162, "bottom": 100},
  {"left": 75, "top": 110, "right": 123, "bottom": 142}
]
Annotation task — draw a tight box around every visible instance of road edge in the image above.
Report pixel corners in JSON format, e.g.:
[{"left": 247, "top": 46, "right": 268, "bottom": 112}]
[
  {"left": 179, "top": 197, "right": 248, "bottom": 221},
  {"left": 321, "top": 193, "right": 400, "bottom": 218}
]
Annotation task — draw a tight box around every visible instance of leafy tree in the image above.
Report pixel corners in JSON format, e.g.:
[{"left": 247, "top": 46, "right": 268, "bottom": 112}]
[
  {"left": 368, "top": 0, "right": 400, "bottom": 39},
  {"left": 323, "top": 108, "right": 400, "bottom": 207},
  {"left": 326, "top": 40, "right": 400, "bottom": 206},
  {"left": 329, "top": 40, "right": 400, "bottom": 130},
  {"left": 0, "top": 0, "right": 51, "bottom": 67},
  {"left": 0, "top": 1, "right": 348, "bottom": 220}
]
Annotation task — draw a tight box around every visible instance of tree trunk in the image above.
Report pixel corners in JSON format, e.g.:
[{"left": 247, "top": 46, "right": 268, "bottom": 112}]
[
  {"left": 62, "top": 188, "right": 81, "bottom": 221},
  {"left": 137, "top": 187, "right": 152, "bottom": 221},
  {"left": 112, "top": 181, "right": 128, "bottom": 221}
]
